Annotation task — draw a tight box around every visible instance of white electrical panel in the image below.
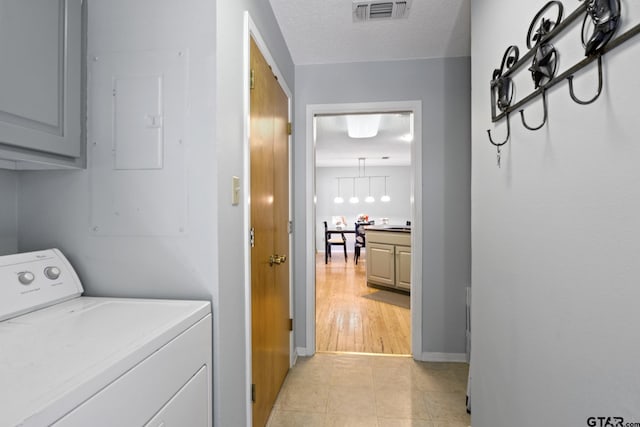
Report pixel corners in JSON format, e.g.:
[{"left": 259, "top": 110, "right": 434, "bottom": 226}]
[
  {"left": 113, "top": 76, "right": 164, "bottom": 170},
  {"left": 89, "top": 49, "right": 188, "bottom": 236}
]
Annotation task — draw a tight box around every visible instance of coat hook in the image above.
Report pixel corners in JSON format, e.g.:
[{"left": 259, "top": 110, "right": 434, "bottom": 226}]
[
  {"left": 519, "top": 90, "right": 548, "bottom": 131},
  {"left": 487, "top": 113, "right": 511, "bottom": 147},
  {"left": 567, "top": 55, "right": 603, "bottom": 105}
]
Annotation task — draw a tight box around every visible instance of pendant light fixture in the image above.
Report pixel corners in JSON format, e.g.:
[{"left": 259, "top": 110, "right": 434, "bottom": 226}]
[
  {"left": 349, "top": 178, "right": 359, "bottom": 204},
  {"left": 334, "top": 178, "right": 344, "bottom": 204},
  {"left": 365, "top": 177, "right": 375, "bottom": 203},
  {"left": 361, "top": 158, "right": 375, "bottom": 203},
  {"left": 380, "top": 176, "right": 391, "bottom": 202},
  {"left": 332, "top": 158, "right": 390, "bottom": 204}
]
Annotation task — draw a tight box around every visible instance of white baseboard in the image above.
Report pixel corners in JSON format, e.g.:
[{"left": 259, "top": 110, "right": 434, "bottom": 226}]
[
  {"left": 294, "top": 348, "right": 466, "bottom": 363},
  {"left": 295, "top": 347, "right": 311, "bottom": 359},
  {"left": 419, "top": 352, "right": 468, "bottom": 363}
]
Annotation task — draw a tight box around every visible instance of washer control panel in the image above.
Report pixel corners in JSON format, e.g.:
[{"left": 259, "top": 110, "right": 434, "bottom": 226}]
[{"left": 0, "top": 249, "right": 84, "bottom": 322}]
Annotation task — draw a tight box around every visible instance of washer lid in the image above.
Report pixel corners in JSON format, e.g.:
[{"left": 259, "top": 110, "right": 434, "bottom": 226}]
[{"left": 0, "top": 296, "right": 211, "bottom": 427}]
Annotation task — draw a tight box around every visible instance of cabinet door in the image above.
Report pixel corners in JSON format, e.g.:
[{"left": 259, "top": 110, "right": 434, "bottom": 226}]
[
  {"left": 0, "top": 0, "right": 81, "bottom": 158},
  {"left": 395, "top": 245, "right": 412, "bottom": 291},
  {"left": 367, "top": 242, "right": 395, "bottom": 286}
]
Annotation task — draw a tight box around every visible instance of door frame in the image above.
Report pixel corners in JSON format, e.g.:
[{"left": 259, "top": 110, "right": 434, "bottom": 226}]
[
  {"left": 304, "top": 100, "right": 423, "bottom": 360},
  {"left": 242, "top": 12, "right": 293, "bottom": 426}
]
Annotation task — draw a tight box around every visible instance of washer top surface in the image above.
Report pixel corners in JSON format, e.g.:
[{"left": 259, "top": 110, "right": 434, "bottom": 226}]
[{"left": 0, "top": 296, "right": 211, "bottom": 427}]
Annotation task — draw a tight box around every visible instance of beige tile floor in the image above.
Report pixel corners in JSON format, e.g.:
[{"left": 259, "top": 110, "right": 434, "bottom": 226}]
[{"left": 267, "top": 352, "right": 470, "bottom": 427}]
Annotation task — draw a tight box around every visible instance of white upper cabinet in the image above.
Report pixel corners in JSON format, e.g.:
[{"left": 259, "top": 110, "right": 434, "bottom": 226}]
[{"left": 0, "top": 0, "right": 82, "bottom": 168}]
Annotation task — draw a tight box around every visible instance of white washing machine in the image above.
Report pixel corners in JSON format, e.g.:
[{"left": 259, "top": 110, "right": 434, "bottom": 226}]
[{"left": 0, "top": 249, "right": 212, "bottom": 427}]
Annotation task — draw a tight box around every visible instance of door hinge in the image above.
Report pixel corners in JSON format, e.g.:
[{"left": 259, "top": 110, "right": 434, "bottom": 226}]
[
  {"left": 288, "top": 318, "right": 293, "bottom": 331},
  {"left": 288, "top": 221, "right": 293, "bottom": 234},
  {"left": 286, "top": 122, "right": 292, "bottom": 135},
  {"left": 250, "top": 228, "right": 255, "bottom": 248},
  {"left": 250, "top": 69, "right": 255, "bottom": 90},
  {"left": 251, "top": 383, "right": 256, "bottom": 403}
]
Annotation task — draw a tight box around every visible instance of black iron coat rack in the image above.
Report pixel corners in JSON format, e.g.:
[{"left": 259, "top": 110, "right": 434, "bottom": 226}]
[{"left": 486, "top": 0, "right": 640, "bottom": 167}]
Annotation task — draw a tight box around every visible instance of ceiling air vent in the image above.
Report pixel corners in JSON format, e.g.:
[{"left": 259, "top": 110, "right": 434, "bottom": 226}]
[
  {"left": 352, "top": 0, "right": 412, "bottom": 22},
  {"left": 370, "top": 2, "right": 393, "bottom": 19}
]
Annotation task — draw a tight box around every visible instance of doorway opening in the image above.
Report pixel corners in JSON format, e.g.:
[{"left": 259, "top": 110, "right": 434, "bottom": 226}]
[{"left": 305, "top": 101, "right": 423, "bottom": 359}]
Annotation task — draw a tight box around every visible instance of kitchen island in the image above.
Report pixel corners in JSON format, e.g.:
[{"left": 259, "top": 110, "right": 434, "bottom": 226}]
[{"left": 365, "top": 225, "right": 411, "bottom": 292}]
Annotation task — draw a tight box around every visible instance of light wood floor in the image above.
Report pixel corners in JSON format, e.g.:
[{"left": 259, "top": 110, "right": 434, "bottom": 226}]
[{"left": 315, "top": 252, "right": 411, "bottom": 355}]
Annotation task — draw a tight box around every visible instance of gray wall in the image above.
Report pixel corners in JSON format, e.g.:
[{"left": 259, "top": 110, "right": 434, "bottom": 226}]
[
  {"left": 471, "top": 1, "right": 640, "bottom": 425},
  {"left": 0, "top": 170, "right": 17, "bottom": 254},
  {"left": 294, "top": 58, "right": 471, "bottom": 355},
  {"left": 17, "top": 1, "right": 293, "bottom": 426}
]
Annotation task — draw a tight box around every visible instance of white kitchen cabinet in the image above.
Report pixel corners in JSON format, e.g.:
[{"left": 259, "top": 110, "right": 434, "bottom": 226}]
[
  {"left": 395, "top": 245, "right": 412, "bottom": 291},
  {"left": 367, "top": 242, "right": 396, "bottom": 286},
  {"left": 0, "top": 0, "right": 83, "bottom": 169},
  {"left": 366, "top": 229, "right": 411, "bottom": 292}
]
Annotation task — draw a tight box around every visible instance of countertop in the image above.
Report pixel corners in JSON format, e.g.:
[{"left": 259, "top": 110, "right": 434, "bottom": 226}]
[{"left": 365, "top": 225, "right": 411, "bottom": 233}]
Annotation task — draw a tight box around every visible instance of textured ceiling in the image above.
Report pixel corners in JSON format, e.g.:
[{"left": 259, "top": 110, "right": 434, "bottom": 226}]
[
  {"left": 269, "top": 0, "right": 470, "bottom": 65},
  {"left": 316, "top": 113, "right": 412, "bottom": 167}
]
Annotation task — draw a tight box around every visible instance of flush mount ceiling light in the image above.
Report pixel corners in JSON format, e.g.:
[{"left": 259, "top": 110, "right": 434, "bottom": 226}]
[
  {"left": 352, "top": 0, "right": 413, "bottom": 23},
  {"left": 346, "top": 114, "right": 381, "bottom": 138}
]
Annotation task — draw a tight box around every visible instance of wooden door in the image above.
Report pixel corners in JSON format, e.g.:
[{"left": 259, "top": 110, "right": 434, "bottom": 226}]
[
  {"left": 272, "top": 47, "right": 291, "bottom": 394},
  {"left": 250, "top": 37, "right": 290, "bottom": 427}
]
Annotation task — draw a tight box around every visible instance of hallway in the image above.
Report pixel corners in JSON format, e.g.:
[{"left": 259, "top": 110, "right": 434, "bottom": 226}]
[
  {"left": 316, "top": 253, "right": 411, "bottom": 354},
  {"left": 267, "top": 352, "right": 470, "bottom": 426}
]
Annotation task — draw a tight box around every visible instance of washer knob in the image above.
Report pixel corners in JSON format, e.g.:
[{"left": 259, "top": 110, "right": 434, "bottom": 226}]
[
  {"left": 44, "top": 266, "right": 61, "bottom": 280},
  {"left": 18, "top": 271, "right": 35, "bottom": 285}
]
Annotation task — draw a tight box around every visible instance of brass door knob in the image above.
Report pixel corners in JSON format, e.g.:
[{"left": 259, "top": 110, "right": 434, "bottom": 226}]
[{"left": 269, "top": 254, "right": 287, "bottom": 266}]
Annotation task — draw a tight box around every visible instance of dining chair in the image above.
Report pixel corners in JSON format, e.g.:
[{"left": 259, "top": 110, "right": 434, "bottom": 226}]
[
  {"left": 324, "top": 221, "right": 347, "bottom": 264},
  {"left": 354, "top": 221, "right": 372, "bottom": 265}
]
